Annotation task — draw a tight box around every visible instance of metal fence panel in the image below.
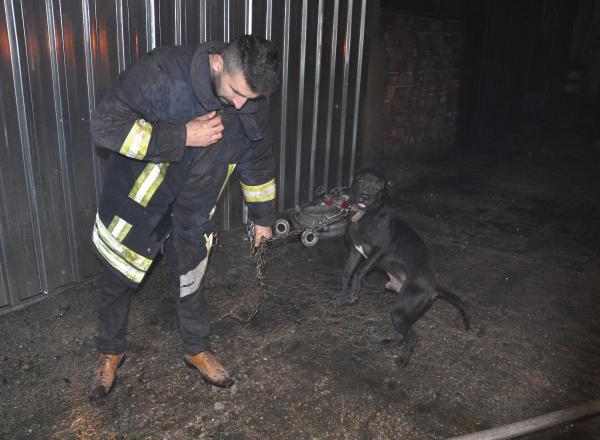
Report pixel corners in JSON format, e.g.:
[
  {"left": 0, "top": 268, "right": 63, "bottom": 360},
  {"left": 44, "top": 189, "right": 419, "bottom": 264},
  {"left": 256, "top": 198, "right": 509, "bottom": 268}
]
[
  {"left": 0, "top": 0, "right": 369, "bottom": 312},
  {"left": 0, "top": 1, "right": 43, "bottom": 305},
  {"left": 53, "top": 0, "right": 100, "bottom": 280},
  {"left": 5, "top": 0, "right": 75, "bottom": 299}
]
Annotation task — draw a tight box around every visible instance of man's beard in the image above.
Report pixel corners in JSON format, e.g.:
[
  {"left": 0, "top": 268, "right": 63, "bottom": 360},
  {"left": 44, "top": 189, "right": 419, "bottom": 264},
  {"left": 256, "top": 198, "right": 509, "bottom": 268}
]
[{"left": 211, "top": 70, "right": 234, "bottom": 107}]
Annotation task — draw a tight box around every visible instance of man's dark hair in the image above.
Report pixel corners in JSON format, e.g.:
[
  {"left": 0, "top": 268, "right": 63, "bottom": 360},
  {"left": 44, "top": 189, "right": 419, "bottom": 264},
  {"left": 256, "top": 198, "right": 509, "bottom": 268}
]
[{"left": 222, "top": 35, "right": 280, "bottom": 96}]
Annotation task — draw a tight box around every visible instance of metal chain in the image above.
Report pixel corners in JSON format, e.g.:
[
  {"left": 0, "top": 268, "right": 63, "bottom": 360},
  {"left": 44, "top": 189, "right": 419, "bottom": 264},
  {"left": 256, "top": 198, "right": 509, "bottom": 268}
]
[
  {"left": 225, "top": 191, "right": 350, "bottom": 324},
  {"left": 247, "top": 206, "right": 350, "bottom": 281},
  {"left": 218, "top": 222, "right": 264, "bottom": 324}
]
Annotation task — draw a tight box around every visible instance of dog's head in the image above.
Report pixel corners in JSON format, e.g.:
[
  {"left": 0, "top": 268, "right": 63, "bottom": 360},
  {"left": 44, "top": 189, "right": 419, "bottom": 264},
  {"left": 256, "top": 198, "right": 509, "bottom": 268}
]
[{"left": 350, "top": 169, "right": 387, "bottom": 212}]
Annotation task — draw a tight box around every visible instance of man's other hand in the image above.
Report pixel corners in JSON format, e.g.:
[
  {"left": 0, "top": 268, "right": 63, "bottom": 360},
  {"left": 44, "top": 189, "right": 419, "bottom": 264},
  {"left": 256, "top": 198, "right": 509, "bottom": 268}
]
[
  {"left": 186, "top": 111, "right": 224, "bottom": 147},
  {"left": 254, "top": 225, "right": 272, "bottom": 247}
]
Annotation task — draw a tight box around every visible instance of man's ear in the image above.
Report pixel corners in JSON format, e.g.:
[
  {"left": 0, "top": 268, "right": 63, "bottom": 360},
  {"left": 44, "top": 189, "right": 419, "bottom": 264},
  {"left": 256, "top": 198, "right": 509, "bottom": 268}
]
[{"left": 210, "top": 54, "right": 224, "bottom": 73}]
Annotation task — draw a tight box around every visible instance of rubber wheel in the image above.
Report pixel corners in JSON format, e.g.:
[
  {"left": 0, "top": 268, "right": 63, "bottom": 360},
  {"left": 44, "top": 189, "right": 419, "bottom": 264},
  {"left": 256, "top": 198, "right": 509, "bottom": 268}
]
[
  {"left": 301, "top": 230, "right": 319, "bottom": 247},
  {"left": 274, "top": 218, "right": 291, "bottom": 235}
]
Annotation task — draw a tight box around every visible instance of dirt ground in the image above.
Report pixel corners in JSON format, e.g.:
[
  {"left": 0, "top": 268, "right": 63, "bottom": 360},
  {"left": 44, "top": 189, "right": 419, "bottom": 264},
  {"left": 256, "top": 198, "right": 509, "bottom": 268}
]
[{"left": 1, "top": 128, "right": 599, "bottom": 439}]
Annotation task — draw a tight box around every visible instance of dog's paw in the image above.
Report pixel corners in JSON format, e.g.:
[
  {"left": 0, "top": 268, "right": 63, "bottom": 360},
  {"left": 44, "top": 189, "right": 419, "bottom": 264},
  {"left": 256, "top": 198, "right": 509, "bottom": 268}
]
[
  {"left": 339, "top": 294, "right": 359, "bottom": 306},
  {"left": 339, "top": 285, "right": 360, "bottom": 305},
  {"left": 394, "top": 354, "right": 411, "bottom": 368},
  {"left": 380, "top": 334, "right": 403, "bottom": 345},
  {"left": 341, "top": 281, "right": 362, "bottom": 305}
]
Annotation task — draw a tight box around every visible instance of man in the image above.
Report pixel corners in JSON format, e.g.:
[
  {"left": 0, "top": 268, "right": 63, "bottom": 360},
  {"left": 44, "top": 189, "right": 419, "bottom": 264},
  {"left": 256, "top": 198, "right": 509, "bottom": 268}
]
[{"left": 88, "top": 35, "right": 279, "bottom": 399}]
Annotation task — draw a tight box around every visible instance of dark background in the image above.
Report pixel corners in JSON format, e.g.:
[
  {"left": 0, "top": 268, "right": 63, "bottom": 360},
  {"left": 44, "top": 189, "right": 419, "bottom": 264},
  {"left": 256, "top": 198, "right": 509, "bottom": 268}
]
[{"left": 362, "top": 0, "right": 600, "bottom": 161}]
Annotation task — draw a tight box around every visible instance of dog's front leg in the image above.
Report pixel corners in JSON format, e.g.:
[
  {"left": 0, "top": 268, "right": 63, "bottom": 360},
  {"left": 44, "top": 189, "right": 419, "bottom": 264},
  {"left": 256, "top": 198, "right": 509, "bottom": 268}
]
[
  {"left": 340, "top": 248, "right": 363, "bottom": 304},
  {"left": 344, "top": 247, "right": 385, "bottom": 304}
]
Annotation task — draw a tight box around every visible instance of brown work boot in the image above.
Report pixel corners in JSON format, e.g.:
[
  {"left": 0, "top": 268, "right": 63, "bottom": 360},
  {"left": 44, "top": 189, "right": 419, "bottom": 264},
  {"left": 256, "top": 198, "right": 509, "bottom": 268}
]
[
  {"left": 184, "top": 351, "right": 234, "bottom": 388},
  {"left": 89, "top": 353, "right": 125, "bottom": 400}
]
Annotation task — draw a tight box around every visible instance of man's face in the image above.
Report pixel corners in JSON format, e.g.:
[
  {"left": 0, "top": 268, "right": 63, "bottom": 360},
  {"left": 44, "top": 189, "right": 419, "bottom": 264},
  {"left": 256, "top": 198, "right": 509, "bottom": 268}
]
[{"left": 212, "top": 68, "right": 259, "bottom": 110}]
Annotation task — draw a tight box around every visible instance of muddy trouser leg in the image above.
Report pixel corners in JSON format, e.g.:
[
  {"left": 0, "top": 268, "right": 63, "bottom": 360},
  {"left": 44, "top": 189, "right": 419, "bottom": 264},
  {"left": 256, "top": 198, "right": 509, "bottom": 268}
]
[
  {"left": 164, "top": 235, "right": 211, "bottom": 356},
  {"left": 95, "top": 267, "right": 133, "bottom": 354}
]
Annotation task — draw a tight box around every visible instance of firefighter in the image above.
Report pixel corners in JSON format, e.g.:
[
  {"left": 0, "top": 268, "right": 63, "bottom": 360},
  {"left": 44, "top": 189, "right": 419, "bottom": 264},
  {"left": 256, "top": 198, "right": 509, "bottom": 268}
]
[{"left": 88, "top": 35, "right": 280, "bottom": 399}]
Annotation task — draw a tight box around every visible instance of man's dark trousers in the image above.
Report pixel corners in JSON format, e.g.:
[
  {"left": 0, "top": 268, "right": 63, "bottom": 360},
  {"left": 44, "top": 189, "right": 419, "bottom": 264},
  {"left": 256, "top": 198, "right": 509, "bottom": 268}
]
[{"left": 95, "top": 236, "right": 211, "bottom": 356}]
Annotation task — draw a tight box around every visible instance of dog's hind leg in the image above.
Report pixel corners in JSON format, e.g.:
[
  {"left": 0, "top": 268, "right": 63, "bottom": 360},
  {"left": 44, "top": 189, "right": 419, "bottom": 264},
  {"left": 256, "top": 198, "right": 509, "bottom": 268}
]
[
  {"left": 394, "top": 328, "right": 417, "bottom": 368},
  {"left": 390, "top": 284, "right": 436, "bottom": 367}
]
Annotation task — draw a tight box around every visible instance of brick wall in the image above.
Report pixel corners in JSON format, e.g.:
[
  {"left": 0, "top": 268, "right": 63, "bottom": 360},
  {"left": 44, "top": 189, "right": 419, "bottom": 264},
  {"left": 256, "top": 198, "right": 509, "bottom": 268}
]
[{"left": 382, "top": 12, "right": 465, "bottom": 158}]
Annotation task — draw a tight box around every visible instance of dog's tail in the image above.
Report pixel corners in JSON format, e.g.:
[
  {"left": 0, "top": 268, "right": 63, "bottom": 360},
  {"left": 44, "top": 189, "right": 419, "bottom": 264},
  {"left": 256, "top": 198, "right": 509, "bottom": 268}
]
[{"left": 435, "top": 286, "right": 470, "bottom": 330}]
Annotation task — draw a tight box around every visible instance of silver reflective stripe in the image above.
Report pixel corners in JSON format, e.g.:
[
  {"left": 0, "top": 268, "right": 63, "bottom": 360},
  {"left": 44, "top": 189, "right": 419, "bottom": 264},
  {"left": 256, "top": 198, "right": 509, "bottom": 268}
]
[
  {"left": 179, "top": 233, "right": 213, "bottom": 298},
  {"left": 180, "top": 257, "right": 208, "bottom": 298}
]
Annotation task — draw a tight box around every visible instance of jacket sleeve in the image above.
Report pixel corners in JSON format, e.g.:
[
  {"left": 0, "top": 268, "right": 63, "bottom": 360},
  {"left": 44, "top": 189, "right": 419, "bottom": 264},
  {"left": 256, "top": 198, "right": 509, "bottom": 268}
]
[
  {"left": 235, "top": 100, "right": 277, "bottom": 226},
  {"left": 90, "top": 53, "right": 187, "bottom": 163}
]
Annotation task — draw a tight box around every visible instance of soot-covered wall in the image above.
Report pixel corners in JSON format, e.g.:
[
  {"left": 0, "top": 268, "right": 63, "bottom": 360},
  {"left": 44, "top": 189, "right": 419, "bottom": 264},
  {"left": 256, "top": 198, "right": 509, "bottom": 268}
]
[{"left": 381, "top": 11, "right": 464, "bottom": 158}]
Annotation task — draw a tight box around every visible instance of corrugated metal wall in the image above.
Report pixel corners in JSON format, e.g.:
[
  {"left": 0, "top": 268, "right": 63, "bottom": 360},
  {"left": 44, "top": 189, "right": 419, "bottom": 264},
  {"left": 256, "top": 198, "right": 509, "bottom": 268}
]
[{"left": 0, "top": 0, "right": 368, "bottom": 311}]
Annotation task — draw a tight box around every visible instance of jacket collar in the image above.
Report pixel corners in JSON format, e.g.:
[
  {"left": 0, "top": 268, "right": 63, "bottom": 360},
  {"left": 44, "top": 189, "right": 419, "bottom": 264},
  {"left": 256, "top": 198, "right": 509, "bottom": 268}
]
[{"left": 190, "top": 42, "right": 258, "bottom": 114}]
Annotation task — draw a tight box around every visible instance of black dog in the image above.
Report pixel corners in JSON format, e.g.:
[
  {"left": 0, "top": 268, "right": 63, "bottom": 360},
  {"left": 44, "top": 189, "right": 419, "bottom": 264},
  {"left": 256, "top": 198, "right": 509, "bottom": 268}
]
[{"left": 341, "top": 170, "right": 470, "bottom": 367}]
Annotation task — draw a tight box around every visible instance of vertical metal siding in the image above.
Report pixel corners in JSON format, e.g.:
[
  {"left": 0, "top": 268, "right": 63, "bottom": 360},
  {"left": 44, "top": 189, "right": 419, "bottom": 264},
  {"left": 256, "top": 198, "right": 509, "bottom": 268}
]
[
  {"left": 308, "top": 0, "right": 324, "bottom": 200},
  {"left": 8, "top": 0, "right": 58, "bottom": 296},
  {"left": 0, "top": 0, "right": 369, "bottom": 311},
  {"left": 173, "top": 0, "right": 181, "bottom": 46},
  {"left": 349, "top": 0, "right": 367, "bottom": 181},
  {"left": 277, "top": 0, "right": 290, "bottom": 209},
  {"left": 59, "top": 0, "right": 102, "bottom": 281},
  {"left": 221, "top": 0, "right": 233, "bottom": 231},
  {"left": 1, "top": 0, "right": 43, "bottom": 305},
  {"left": 46, "top": 0, "right": 78, "bottom": 280},
  {"left": 294, "top": 0, "right": 308, "bottom": 208},
  {"left": 337, "top": 0, "right": 352, "bottom": 187},
  {"left": 115, "top": 1, "right": 126, "bottom": 71}
]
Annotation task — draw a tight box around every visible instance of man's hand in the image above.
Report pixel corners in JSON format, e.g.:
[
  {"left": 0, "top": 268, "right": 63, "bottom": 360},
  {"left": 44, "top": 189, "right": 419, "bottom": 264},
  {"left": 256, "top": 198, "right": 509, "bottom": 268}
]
[
  {"left": 254, "top": 225, "right": 272, "bottom": 247},
  {"left": 186, "top": 111, "right": 224, "bottom": 147}
]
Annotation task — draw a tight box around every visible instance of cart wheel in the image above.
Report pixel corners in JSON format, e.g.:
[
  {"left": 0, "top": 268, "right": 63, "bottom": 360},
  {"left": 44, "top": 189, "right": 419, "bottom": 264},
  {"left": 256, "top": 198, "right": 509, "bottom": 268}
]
[
  {"left": 301, "top": 230, "right": 319, "bottom": 247},
  {"left": 274, "top": 218, "right": 291, "bottom": 236}
]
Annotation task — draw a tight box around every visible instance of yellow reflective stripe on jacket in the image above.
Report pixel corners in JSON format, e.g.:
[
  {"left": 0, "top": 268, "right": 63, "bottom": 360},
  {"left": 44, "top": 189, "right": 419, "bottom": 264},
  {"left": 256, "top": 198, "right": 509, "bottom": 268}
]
[
  {"left": 94, "top": 214, "right": 152, "bottom": 271},
  {"left": 120, "top": 119, "right": 152, "bottom": 159},
  {"left": 128, "top": 162, "right": 169, "bottom": 207},
  {"left": 204, "top": 232, "right": 213, "bottom": 252},
  {"left": 240, "top": 178, "right": 276, "bottom": 202},
  {"left": 108, "top": 216, "right": 132, "bottom": 242},
  {"left": 209, "top": 164, "right": 237, "bottom": 220},
  {"left": 93, "top": 228, "right": 145, "bottom": 284},
  {"left": 218, "top": 164, "right": 237, "bottom": 199}
]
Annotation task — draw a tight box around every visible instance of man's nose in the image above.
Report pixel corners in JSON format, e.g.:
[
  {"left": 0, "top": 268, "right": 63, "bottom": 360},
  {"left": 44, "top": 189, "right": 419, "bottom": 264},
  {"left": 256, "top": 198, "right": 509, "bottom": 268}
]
[{"left": 233, "top": 96, "right": 247, "bottom": 109}]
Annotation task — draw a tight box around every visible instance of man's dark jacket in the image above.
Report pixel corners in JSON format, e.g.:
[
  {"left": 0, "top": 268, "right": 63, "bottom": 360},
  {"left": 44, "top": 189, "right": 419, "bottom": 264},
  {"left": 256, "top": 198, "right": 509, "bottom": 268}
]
[{"left": 90, "top": 42, "right": 276, "bottom": 287}]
